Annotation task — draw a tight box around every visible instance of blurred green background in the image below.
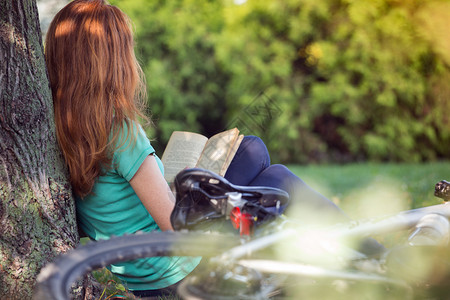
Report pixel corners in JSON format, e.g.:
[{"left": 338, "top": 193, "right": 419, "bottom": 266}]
[
  {"left": 39, "top": 0, "right": 450, "bottom": 164},
  {"left": 108, "top": 0, "right": 450, "bottom": 164}
]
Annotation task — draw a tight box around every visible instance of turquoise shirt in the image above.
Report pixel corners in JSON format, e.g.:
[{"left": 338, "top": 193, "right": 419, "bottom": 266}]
[{"left": 76, "top": 122, "right": 200, "bottom": 290}]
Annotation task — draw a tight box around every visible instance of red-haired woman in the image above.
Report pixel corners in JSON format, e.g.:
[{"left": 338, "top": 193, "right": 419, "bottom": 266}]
[
  {"left": 45, "top": 0, "right": 376, "bottom": 297},
  {"left": 45, "top": 1, "right": 194, "bottom": 296}
]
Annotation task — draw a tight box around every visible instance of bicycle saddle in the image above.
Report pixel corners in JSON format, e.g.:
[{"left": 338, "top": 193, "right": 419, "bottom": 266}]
[{"left": 170, "top": 168, "right": 289, "bottom": 233}]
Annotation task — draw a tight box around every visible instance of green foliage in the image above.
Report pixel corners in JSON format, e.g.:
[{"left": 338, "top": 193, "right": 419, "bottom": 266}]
[
  {"left": 111, "top": 0, "right": 449, "bottom": 163},
  {"left": 92, "top": 268, "right": 137, "bottom": 299}
]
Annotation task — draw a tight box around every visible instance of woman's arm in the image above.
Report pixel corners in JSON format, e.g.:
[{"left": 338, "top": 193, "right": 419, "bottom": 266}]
[{"left": 129, "top": 154, "right": 175, "bottom": 231}]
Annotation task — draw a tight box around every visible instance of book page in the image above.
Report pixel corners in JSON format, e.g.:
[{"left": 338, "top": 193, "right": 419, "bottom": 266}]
[
  {"left": 220, "top": 134, "right": 244, "bottom": 175},
  {"left": 196, "top": 128, "right": 240, "bottom": 176},
  {"left": 161, "top": 131, "right": 208, "bottom": 183}
]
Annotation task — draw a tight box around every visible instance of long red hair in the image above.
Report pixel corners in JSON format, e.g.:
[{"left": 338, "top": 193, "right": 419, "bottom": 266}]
[{"left": 45, "top": 0, "right": 147, "bottom": 197}]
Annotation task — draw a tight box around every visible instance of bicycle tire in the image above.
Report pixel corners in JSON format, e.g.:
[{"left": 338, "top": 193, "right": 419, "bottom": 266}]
[{"left": 34, "top": 231, "right": 239, "bottom": 300}]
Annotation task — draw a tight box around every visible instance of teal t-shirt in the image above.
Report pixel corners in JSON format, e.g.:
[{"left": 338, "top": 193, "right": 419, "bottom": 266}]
[{"left": 76, "top": 122, "right": 200, "bottom": 290}]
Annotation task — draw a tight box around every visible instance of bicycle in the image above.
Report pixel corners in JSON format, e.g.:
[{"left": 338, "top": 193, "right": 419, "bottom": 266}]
[{"left": 34, "top": 168, "right": 450, "bottom": 300}]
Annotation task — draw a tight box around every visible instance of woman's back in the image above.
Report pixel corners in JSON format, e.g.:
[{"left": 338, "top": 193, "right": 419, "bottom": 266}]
[{"left": 45, "top": 0, "right": 200, "bottom": 293}]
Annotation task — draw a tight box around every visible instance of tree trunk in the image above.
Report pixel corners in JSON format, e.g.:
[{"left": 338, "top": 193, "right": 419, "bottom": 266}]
[{"left": 0, "top": 1, "right": 96, "bottom": 298}]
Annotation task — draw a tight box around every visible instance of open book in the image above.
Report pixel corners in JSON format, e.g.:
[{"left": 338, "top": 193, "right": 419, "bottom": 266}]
[{"left": 161, "top": 128, "right": 244, "bottom": 183}]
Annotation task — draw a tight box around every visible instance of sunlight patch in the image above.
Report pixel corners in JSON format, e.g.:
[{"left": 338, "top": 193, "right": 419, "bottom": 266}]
[
  {"left": 55, "top": 19, "right": 75, "bottom": 37},
  {"left": 341, "top": 178, "right": 410, "bottom": 220}
]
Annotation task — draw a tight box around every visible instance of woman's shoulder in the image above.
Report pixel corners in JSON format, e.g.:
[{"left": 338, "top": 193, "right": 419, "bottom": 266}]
[
  {"left": 111, "top": 119, "right": 158, "bottom": 179},
  {"left": 113, "top": 119, "right": 151, "bottom": 148}
]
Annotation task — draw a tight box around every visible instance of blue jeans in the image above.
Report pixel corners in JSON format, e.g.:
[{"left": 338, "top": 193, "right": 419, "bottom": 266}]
[
  {"left": 225, "top": 136, "right": 384, "bottom": 255},
  {"left": 224, "top": 136, "right": 348, "bottom": 225}
]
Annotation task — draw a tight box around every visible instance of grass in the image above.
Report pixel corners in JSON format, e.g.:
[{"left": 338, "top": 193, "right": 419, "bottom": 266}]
[
  {"left": 288, "top": 161, "right": 449, "bottom": 218},
  {"left": 288, "top": 161, "right": 450, "bottom": 249}
]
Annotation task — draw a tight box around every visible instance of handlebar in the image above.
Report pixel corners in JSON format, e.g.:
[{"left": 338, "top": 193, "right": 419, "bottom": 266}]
[{"left": 435, "top": 180, "right": 450, "bottom": 202}]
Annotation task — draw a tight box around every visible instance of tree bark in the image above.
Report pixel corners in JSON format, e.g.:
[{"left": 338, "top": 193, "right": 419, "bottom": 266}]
[{"left": 0, "top": 1, "right": 97, "bottom": 298}]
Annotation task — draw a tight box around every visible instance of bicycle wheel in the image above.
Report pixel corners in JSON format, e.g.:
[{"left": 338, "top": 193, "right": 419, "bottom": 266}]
[{"left": 34, "top": 231, "right": 239, "bottom": 300}]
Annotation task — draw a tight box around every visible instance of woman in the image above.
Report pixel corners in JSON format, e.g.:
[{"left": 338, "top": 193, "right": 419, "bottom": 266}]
[
  {"left": 44, "top": 0, "right": 365, "bottom": 297},
  {"left": 45, "top": 1, "right": 196, "bottom": 296}
]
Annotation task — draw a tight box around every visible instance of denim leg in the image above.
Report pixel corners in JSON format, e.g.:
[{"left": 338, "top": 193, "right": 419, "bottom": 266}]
[
  {"left": 225, "top": 137, "right": 383, "bottom": 254},
  {"left": 250, "top": 164, "right": 385, "bottom": 255},
  {"left": 224, "top": 136, "right": 270, "bottom": 186},
  {"left": 248, "top": 164, "right": 349, "bottom": 225},
  {"left": 225, "top": 137, "right": 348, "bottom": 224}
]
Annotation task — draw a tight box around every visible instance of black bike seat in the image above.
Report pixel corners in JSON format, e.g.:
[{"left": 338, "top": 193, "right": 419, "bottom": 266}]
[{"left": 170, "top": 168, "right": 289, "bottom": 231}]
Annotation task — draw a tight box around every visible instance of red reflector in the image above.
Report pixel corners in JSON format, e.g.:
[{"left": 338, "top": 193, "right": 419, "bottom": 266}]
[
  {"left": 230, "top": 207, "right": 241, "bottom": 229},
  {"left": 240, "top": 213, "right": 254, "bottom": 236}
]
